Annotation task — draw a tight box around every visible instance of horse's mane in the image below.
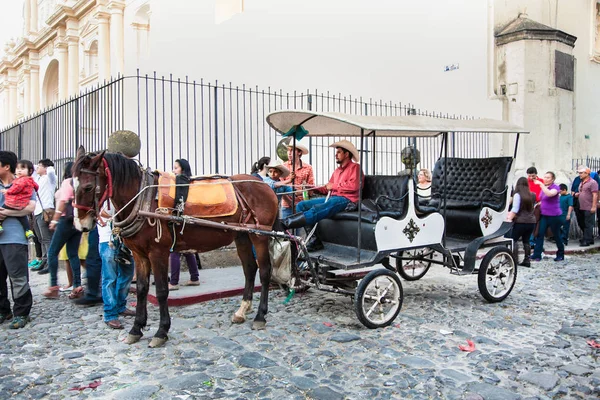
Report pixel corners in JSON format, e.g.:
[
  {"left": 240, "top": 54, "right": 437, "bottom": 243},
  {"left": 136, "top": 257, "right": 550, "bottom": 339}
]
[{"left": 74, "top": 151, "right": 142, "bottom": 190}]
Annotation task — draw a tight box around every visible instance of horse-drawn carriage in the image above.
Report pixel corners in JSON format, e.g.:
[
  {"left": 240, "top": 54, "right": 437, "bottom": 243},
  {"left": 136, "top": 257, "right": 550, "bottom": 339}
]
[
  {"left": 72, "top": 111, "right": 526, "bottom": 347},
  {"left": 266, "top": 111, "right": 527, "bottom": 328}
]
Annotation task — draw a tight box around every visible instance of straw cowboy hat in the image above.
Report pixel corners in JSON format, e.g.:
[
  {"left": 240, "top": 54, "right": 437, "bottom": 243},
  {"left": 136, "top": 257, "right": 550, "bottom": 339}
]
[
  {"left": 286, "top": 142, "right": 309, "bottom": 155},
  {"left": 330, "top": 140, "right": 359, "bottom": 162},
  {"left": 267, "top": 160, "right": 290, "bottom": 178}
]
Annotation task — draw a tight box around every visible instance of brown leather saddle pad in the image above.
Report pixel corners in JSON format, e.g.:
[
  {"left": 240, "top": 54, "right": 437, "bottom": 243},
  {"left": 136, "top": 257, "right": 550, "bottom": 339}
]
[{"left": 157, "top": 173, "right": 238, "bottom": 217}]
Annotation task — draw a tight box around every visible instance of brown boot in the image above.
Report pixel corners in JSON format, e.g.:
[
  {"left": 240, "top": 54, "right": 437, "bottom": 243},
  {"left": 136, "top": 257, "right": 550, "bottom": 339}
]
[{"left": 42, "top": 286, "right": 60, "bottom": 299}]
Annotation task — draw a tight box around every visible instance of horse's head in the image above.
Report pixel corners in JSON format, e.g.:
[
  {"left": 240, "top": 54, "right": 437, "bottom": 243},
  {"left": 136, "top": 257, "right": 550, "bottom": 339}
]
[{"left": 73, "top": 146, "right": 108, "bottom": 232}]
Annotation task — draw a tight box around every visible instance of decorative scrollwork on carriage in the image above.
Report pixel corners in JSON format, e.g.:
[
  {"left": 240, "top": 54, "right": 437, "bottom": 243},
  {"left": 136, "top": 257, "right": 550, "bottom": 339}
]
[
  {"left": 403, "top": 218, "right": 421, "bottom": 243},
  {"left": 481, "top": 209, "right": 493, "bottom": 229}
]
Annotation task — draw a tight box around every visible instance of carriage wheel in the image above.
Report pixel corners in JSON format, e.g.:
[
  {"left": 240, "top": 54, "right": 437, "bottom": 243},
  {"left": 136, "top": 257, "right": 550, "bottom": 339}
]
[
  {"left": 477, "top": 246, "right": 517, "bottom": 303},
  {"left": 355, "top": 269, "right": 403, "bottom": 329},
  {"left": 393, "top": 248, "right": 433, "bottom": 281}
]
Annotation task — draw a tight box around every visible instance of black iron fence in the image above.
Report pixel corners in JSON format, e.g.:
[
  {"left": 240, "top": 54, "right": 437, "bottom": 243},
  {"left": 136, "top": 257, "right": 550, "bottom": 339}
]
[
  {"left": 1, "top": 70, "right": 490, "bottom": 184},
  {"left": 572, "top": 157, "right": 600, "bottom": 174}
]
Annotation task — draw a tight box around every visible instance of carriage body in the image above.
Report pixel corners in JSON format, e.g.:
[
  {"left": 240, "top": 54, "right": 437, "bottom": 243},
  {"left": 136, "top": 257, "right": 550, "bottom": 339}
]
[{"left": 267, "top": 111, "right": 528, "bottom": 328}]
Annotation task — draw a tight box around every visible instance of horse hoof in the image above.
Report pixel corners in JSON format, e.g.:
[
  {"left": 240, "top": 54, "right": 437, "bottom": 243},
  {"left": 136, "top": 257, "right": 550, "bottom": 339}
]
[
  {"left": 125, "top": 334, "right": 142, "bottom": 344},
  {"left": 232, "top": 314, "right": 246, "bottom": 324},
  {"left": 149, "top": 337, "right": 168, "bottom": 348},
  {"left": 251, "top": 321, "right": 266, "bottom": 330}
]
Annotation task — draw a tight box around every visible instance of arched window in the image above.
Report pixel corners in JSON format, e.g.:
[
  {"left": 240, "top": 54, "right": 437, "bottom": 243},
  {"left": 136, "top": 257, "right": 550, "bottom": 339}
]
[
  {"left": 88, "top": 40, "right": 98, "bottom": 76},
  {"left": 133, "top": 4, "right": 151, "bottom": 66},
  {"left": 42, "top": 59, "right": 59, "bottom": 108}
]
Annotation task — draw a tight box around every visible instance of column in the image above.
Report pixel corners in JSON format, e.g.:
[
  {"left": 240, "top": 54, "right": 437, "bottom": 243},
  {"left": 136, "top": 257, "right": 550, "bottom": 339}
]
[
  {"left": 30, "top": 0, "right": 38, "bottom": 33},
  {"left": 67, "top": 37, "right": 80, "bottom": 95},
  {"left": 56, "top": 41, "right": 68, "bottom": 100},
  {"left": 30, "top": 52, "right": 40, "bottom": 113},
  {"left": 8, "top": 71, "right": 17, "bottom": 123},
  {"left": 23, "top": 67, "right": 31, "bottom": 116},
  {"left": 96, "top": 12, "right": 111, "bottom": 81},
  {"left": 24, "top": 0, "right": 31, "bottom": 35},
  {"left": 109, "top": 2, "right": 125, "bottom": 76}
]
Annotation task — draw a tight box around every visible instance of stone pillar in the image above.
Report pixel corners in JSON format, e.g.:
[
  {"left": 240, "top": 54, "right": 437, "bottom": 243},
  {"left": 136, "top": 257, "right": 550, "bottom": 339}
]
[
  {"left": 495, "top": 14, "right": 577, "bottom": 182},
  {"left": 109, "top": 1, "right": 125, "bottom": 76},
  {"left": 23, "top": 66, "right": 31, "bottom": 117},
  {"left": 30, "top": 52, "right": 40, "bottom": 113},
  {"left": 66, "top": 18, "right": 80, "bottom": 96},
  {"left": 56, "top": 40, "right": 69, "bottom": 101},
  {"left": 96, "top": 11, "right": 111, "bottom": 81},
  {"left": 30, "top": 0, "right": 38, "bottom": 33},
  {"left": 24, "top": 0, "right": 31, "bottom": 35},
  {"left": 8, "top": 70, "right": 17, "bottom": 123}
]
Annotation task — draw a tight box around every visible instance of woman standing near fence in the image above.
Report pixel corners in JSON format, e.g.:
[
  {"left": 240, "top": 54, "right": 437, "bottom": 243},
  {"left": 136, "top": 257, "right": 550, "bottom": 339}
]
[{"left": 531, "top": 172, "right": 564, "bottom": 262}]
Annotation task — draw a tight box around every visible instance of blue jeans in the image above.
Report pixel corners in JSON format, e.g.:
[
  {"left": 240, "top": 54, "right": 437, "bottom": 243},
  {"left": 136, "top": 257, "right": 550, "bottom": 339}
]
[
  {"left": 560, "top": 215, "right": 571, "bottom": 245},
  {"left": 84, "top": 227, "right": 102, "bottom": 300},
  {"left": 296, "top": 196, "right": 350, "bottom": 226},
  {"left": 47, "top": 218, "right": 82, "bottom": 288},
  {"left": 101, "top": 242, "right": 134, "bottom": 322},
  {"left": 532, "top": 215, "right": 564, "bottom": 259}
]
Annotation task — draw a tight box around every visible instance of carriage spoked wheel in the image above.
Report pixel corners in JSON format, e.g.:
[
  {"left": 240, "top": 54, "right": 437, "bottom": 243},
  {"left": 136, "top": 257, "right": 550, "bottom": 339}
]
[
  {"left": 355, "top": 269, "right": 403, "bottom": 329},
  {"left": 477, "top": 246, "right": 517, "bottom": 303},
  {"left": 392, "top": 248, "right": 434, "bottom": 281}
]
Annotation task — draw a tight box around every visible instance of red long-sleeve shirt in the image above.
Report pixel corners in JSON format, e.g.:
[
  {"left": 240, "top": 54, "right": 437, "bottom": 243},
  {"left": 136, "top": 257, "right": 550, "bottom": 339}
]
[
  {"left": 5, "top": 176, "right": 38, "bottom": 209},
  {"left": 317, "top": 161, "right": 363, "bottom": 203}
]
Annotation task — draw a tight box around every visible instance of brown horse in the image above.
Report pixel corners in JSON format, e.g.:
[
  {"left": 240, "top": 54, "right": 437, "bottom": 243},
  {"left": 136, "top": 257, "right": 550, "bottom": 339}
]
[{"left": 72, "top": 147, "right": 279, "bottom": 347}]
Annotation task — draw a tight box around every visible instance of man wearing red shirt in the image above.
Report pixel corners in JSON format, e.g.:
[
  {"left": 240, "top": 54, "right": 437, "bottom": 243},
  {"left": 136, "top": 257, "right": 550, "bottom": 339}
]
[
  {"left": 282, "top": 140, "right": 363, "bottom": 250},
  {"left": 527, "top": 167, "right": 543, "bottom": 202}
]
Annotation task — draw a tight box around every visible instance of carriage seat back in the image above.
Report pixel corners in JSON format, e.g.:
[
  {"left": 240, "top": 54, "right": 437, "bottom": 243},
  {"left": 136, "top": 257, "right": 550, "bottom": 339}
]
[
  {"left": 429, "top": 157, "right": 512, "bottom": 211},
  {"left": 331, "top": 175, "right": 410, "bottom": 223},
  {"left": 157, "top": 172, "right": 239, "bottom": 217}
]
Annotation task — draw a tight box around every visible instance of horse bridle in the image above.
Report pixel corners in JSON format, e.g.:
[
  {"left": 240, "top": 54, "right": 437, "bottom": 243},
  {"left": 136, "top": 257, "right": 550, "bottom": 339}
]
[{"left": 73, "top": 157, "right": 113, "bottom": 218}]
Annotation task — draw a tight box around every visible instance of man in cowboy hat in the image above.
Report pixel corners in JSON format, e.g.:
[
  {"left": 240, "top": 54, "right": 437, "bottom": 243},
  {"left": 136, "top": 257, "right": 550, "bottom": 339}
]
[
  {"left": 282, "top": 140, "right": 363, "bottom": 251},
  {"left": 280, "top": 142, "right": 315, "bottom": 220}
]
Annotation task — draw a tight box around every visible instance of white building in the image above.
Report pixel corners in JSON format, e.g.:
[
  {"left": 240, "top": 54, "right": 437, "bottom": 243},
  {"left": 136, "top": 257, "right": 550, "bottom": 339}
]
[{"left": 0, "top": 0, "right": 598, "bottom": 175}]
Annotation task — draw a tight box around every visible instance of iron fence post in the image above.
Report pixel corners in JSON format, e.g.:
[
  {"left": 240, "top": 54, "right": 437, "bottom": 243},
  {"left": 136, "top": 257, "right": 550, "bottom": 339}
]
[
  {"left": 74, "top": 97, "right": 79, "bottom": 150},
  {"left": 17, "top": 125, "right": 22, "bottom": 159},
  {"left": 42, "top": 113, "right": 47, "bottom": 159},
  {"left": 214, "top": 82, "right": 219, "bottom": 173}
]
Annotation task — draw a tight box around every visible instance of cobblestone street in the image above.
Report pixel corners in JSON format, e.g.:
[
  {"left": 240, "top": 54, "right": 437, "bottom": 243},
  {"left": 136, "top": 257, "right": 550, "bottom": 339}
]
[{"left": 1, "top": 253, "right": 599, "bottom": 399}]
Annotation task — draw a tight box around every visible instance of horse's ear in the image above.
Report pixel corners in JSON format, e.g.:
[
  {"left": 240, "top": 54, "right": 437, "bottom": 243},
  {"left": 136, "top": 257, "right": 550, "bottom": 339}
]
[
  {"left": 76, "top": 146, "right": 86, "bottom": 160},
  {"left": 90, "top": 150, "right": 106, "bottom": 168}
]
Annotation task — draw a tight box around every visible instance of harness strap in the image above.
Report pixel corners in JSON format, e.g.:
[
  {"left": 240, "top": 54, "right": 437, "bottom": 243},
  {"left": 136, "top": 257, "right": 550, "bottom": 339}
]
[{"left": 232, "top": 183, "right": 260, "bottom": 226}]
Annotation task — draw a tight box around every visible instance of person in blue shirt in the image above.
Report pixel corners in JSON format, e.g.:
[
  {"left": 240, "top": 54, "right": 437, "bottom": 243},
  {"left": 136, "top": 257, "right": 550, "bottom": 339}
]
[
  {"left": 559, "top": 184, "right": 574, "bottom": 246},
  {"left": 0, "top": 151, "right": 37, "bottom": 329},
  {"left": 262, "top": 160, "right": 294, "bottom": 207}
]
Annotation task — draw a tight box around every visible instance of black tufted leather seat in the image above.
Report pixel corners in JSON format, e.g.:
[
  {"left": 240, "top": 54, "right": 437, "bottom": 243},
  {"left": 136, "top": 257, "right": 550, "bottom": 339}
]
[
  {"left": 317, "top": 175, "right": 410, "bottom": 250},
  {"left": 426, "top": 157, "right": 512, "bottom": 236}
]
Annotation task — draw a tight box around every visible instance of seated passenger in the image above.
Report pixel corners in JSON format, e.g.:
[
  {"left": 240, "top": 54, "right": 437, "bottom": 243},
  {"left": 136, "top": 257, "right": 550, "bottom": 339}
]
[
  {"left": 417, "top": 168, "right": 432, "bottom": 200},
  {"left": 282, "top": 140, "right": 364, "bottom": 251},
  {"left": 262, "top": 160, "right": 294, "bottom": 205}
]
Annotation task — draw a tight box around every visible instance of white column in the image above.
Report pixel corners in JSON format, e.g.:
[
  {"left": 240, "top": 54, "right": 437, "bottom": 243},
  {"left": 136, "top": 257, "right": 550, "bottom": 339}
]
[
  {"left": 67, "top": 37, "right": 80, "bottom": 95},
  {"left": 24, "top": 0, "right": 31, "bottom": 35},
  {"left": 23, "top": 67, "right": 31, "bottom": 116},
  {"left": 96, "top": 12, "right": 111, "bottom": 81},
  {"left": 57, "top": 41, "right": 68, "bottom": 100},
  {"left": 109, "top": 2, "right": 125, "bottom": 76},
  {"left": 30, "top": 52, "right": 40, "bottom": 113},
  {"left": 30, "top": 0, "right": 38, "bottom": 33},
  {"left": 8, "top": 72, "right": 17, "bottom": 123}
]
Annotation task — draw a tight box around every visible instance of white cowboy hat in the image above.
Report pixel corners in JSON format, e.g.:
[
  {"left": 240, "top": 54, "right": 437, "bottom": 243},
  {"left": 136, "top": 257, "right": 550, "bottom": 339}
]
[
  {"left": 286, "top": 142, "right": 309, "bottom": 155},
  {"left": 267, "top": 160, "right": 290, "bottom": 178},
  {"left": 330, "top": 140, "right": 359, "bottom": 162}
]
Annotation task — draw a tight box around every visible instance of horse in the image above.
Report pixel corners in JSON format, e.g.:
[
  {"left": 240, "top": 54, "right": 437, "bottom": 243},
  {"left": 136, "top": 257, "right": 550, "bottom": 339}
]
[{"left": 72, "top": 146, "right": 279, "bottom": 347}]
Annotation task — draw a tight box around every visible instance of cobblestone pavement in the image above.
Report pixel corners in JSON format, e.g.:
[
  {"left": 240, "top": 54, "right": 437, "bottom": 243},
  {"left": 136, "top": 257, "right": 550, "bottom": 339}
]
[{"left": 1, "top": 252, "right": 599, "bottom": 399}]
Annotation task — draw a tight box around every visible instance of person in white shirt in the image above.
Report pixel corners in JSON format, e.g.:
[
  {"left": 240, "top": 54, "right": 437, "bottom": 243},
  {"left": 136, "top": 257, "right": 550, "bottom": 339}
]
[{"left": 31, "top": 159, "right": 57, "bottom": 274}]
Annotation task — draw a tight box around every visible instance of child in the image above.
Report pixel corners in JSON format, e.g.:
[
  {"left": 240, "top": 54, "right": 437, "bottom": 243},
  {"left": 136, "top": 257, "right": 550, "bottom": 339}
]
[
  {"left": 559, "top": 183, "right": 574, "bottom": 246},
  {"left": 263, "top": 160, "right": 294, "bottom": 205},
  {"left": 0, "top": 160, "right": 37, "bottom": 239}
]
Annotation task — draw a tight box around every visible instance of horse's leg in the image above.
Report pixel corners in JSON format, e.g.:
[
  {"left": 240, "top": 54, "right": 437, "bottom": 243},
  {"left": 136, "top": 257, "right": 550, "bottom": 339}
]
[
  {"left": 250, "top": 234, "right": 272, "bottom": 330},
  {"left": 126, "top": 254, "right": 150, "bottom": 344},
  {"left": 149, "top": 252, "right": 171, "bottom": 348},
  {"left": 232, "top": 233, "right": 258, "bottom": 324}
]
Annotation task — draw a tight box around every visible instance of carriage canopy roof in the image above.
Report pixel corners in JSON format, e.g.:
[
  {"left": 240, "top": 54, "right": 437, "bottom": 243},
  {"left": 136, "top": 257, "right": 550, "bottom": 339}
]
[{"left": 266, "top": 110, "right": 528, "bottom": 138}]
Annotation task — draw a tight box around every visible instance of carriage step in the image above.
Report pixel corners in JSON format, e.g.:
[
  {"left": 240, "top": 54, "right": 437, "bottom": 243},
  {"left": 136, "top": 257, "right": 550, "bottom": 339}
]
[{"left": 308, "top": 243, "right": 378, "bottom": 270}]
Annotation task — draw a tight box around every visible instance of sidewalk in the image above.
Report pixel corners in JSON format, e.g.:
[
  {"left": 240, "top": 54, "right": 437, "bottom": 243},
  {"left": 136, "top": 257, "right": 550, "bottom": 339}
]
[{"left": 148, "top": 240, "right": 600, "bottom": 307}]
